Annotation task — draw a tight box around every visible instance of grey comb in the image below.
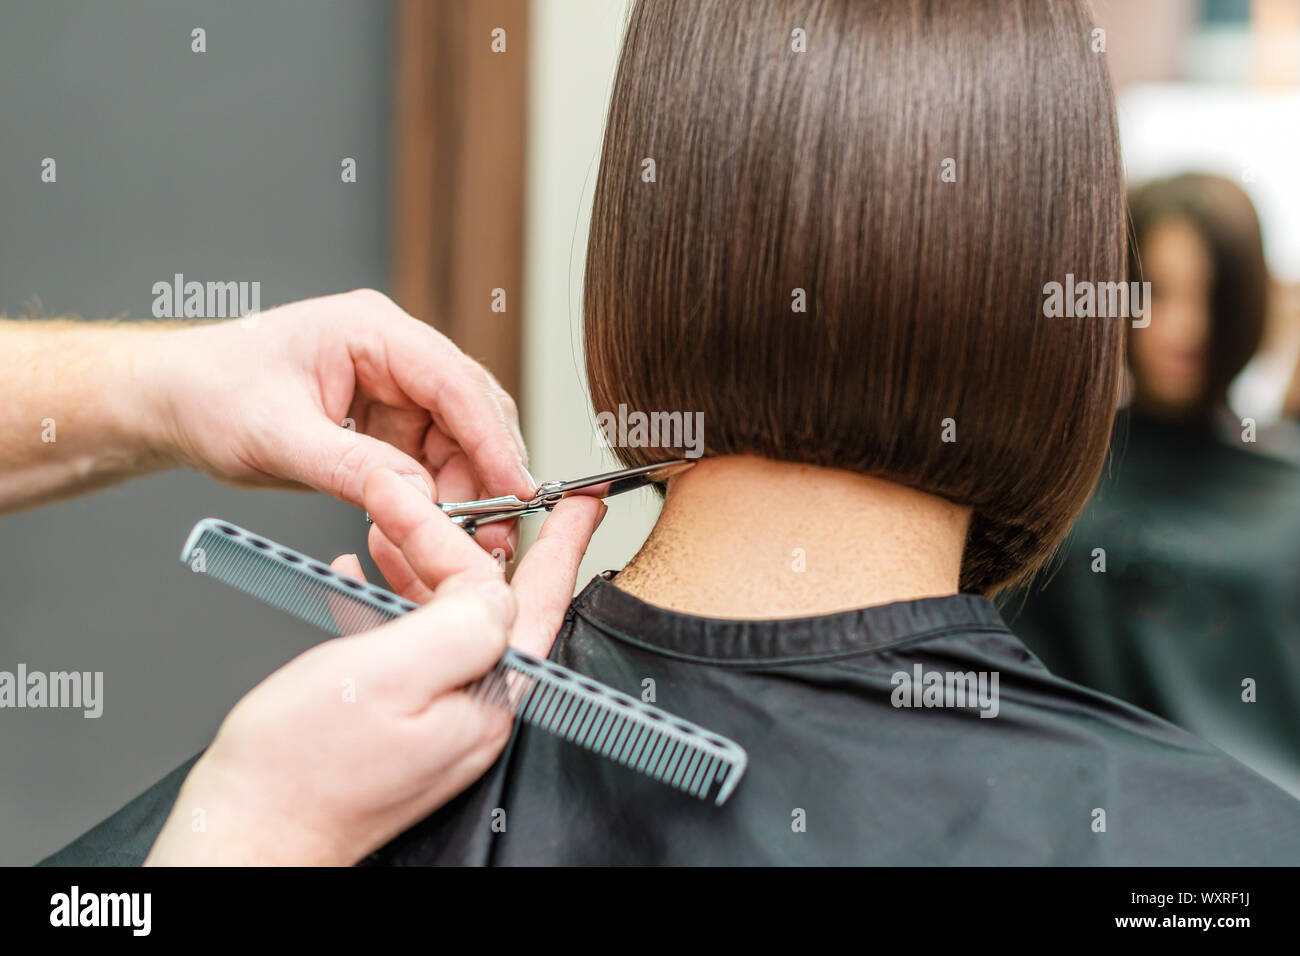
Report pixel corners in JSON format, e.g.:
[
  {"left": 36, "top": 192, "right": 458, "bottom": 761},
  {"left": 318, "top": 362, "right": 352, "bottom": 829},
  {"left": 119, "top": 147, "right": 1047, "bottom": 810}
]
[{"left": 181, "top": 518, "right": 748, "bottom": 805}]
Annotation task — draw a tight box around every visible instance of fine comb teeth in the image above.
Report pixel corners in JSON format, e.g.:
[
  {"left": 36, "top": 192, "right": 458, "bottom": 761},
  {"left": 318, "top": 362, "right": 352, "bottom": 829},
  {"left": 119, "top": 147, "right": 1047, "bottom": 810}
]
[{"left": 181, "top": 518, "right": 747, "bottom": 805}]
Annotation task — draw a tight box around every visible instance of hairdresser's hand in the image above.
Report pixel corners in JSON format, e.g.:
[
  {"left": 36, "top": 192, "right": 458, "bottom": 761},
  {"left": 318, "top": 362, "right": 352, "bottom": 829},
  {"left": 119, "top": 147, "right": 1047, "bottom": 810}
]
[
  {"left": 145, "top": 475, "right": 604, "bottom": 866},
  {"left": 362, "top": 467, "right": 607, "bottom": 654},
  {"left": 149, "top": 289, "right": 532, "bottom": 558}
]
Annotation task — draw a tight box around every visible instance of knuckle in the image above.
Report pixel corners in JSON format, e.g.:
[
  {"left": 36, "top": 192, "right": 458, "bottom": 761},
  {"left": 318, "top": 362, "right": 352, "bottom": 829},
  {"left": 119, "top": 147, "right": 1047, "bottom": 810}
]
[
  {"left": 468, "top": 594, "right": 509, "bottom": 639},
  {"left": 466, "top": 719, "right": 513, "bottom": 765},
  {"left": 457, "top": 353, "right": 491, "bottom": 381},
  {"left": 327, "top": 438, "right": 370, "bottom": 501},
  {"left": 496, "top": 389, "right": 519, "bottom": 417},
  {"left": 445, "top": 591, "right": 508, "bottom": 646},
  {"left": 346, "top": 287, "right": 393, "bottom": 311},
  {"left": 441, "top": 697, "right": 504, "bottom": 749}
]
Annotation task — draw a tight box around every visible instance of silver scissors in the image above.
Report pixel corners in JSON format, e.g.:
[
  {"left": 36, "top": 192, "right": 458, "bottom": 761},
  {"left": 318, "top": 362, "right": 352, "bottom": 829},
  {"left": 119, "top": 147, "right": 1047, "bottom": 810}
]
[{"left": 366, "top": 459, "right": 696, "bottom": 534}]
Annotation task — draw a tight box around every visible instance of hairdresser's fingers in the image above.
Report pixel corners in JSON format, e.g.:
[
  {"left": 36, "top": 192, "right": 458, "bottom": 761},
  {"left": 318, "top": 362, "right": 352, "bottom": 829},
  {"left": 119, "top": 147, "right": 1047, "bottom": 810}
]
[
  {"left": 351, "top": 403, "right": 430, "bottom": 464},
  {"left": 372, "top": 515, "right": 514, "bottom": 594},
  {"left": 363, "top": 467, "right": 502, "bottom": 590},
  {"left": 325, "top": 553, "right": 369, "bottom": 632},
  {"left": 421, "top": 425, "right": 465, "bottom": 474},
  {"left": 508, "top": 497, "right": 606, "bottom": 658},
  {"left": 385, "top": 321, "right": 532, "bottom": 500},
  {"left": 480, "top": 366, "right": 528, "bottom": 469},
  {"left": 368, "top": 523, "right": 438, "bottom": 604},
  {"left": 474, "top": 517, "right": 518, "bottom": 569},
  {"left": 356, "top": 588, "right": 512, "bottom": 709},
  {"left": 401, "top": 694, "right": 515, "bottom": 812},
  {"left": 412, "top": 689, "right": 513, "bottom": 756},
  {"left": 429, "top": 451, "right": 479, "bottom": 504},
  {"left": 433, "top": 453, "right": 517, "bottom": 562},
  {"left": 369, "top": 515, "right": 509, "bottom": 604},
  {"left": 329, "top": 553, "right": 366, "bottom": 579},
  {"left": 294, "top": 416, "right": 436, "bottom": 511}
]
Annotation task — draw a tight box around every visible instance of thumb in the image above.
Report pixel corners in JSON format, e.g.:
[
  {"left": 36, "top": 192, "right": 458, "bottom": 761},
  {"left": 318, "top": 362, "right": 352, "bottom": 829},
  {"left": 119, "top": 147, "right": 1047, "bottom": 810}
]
[
  {"left": 354, "top": 582, "right": 515, "bottom": 711},
  {"left": 296, "top": 419, "right": 435, "bottom": 508}
]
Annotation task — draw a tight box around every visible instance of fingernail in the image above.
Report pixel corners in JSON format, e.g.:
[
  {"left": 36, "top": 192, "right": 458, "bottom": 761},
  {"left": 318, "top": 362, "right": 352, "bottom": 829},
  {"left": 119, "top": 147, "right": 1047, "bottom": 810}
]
[
  {"left": 398, "top": 472, "right": 431, "bottom": 499},
  {"left": 596, "top": 502, "right": 609, "bottom": 528},
  {"left": 475, "top": 579, "right": 516, "bottom": 627},
  {"left": 519, "top": 460, "right": 537, "bottom": 491}
]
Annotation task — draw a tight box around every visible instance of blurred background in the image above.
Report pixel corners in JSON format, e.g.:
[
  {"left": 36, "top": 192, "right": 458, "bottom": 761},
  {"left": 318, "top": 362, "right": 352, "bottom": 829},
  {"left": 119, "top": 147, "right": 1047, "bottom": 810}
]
[
  {"left": 0, "top": 0, "right": 1298, "bottom": 864},
  {"left": 1013, "top": 0, "right": 1300, "bottom": 803}
]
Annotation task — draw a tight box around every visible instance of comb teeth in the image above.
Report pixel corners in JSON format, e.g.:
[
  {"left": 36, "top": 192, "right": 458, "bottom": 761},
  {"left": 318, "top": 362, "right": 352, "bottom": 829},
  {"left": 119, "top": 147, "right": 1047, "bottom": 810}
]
[
  {"left": 181, "top": 521, "right": 415, "bottom": 635},
  {"left": 472, "top": 650, "right": 746, "bottom": 803},
  {"left": 181, "top": 518, "right": 747, "bottom": 804}
]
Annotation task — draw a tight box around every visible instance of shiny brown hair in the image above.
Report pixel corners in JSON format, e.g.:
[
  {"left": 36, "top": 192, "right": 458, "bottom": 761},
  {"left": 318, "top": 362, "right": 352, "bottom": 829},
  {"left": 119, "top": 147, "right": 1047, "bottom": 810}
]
[{"left": 584, "top": 0, "right": 1126, "bottom": 595}]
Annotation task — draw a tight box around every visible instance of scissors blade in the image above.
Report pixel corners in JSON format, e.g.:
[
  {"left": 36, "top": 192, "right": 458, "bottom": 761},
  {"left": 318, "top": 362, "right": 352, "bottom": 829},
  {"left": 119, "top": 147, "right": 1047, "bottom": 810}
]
[
  {"left": 439, "top": 459, "right": 696, "bottom": 533},
  {"left": 542, "top": 459, "right": 696, "bottom": 500}
]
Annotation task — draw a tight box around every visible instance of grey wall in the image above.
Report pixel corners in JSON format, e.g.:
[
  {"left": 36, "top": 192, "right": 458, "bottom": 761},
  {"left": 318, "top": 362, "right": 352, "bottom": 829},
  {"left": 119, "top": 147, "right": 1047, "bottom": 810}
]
[{"left": 0, "top": 0, "right": 393, "bottom": 864}]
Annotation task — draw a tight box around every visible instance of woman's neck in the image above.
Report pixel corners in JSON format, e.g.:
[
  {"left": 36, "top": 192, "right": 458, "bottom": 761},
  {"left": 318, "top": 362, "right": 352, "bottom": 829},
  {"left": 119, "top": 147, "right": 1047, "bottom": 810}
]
[{"left": 612, "top": 455, "right": 972, "bottom": 619}]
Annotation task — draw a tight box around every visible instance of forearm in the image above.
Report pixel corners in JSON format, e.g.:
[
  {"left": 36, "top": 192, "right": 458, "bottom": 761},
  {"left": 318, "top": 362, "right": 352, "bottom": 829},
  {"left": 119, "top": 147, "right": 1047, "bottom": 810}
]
[{"left": 0, "top": 320, "right": 180, "bottom": 514}]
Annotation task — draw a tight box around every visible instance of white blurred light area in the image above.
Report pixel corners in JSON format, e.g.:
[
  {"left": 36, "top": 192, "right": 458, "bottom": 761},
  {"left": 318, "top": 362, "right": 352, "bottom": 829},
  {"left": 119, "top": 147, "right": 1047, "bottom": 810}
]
[{"left": 1118, "top": 84, "right": 1300, "bottom": 283}]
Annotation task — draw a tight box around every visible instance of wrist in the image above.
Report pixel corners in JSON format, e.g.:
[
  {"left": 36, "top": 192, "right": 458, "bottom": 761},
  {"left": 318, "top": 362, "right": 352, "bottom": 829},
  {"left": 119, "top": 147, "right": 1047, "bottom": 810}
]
[
  {"left": 147, "top": 752, "right": 352, "bottom": 866},
  {"left": 105, "top": 323, "right": 197, "bottom": 473}
]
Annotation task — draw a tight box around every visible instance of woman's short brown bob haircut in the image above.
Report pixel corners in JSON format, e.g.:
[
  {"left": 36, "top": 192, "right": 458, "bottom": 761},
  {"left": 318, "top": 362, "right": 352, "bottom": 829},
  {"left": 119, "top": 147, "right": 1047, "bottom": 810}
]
[
  {"left": 585, "top": 0, "right": 1126, "bottom": 596},
  {"left": 1127, "top": 173, "right": 1269, "bottom": 417}
]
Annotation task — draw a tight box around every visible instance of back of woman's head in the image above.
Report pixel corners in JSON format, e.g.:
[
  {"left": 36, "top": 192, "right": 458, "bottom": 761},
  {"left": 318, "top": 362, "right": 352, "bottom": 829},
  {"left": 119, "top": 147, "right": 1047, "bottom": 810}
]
[{"left": 584, "top": 0, "right": 1125, "bottom": 595}]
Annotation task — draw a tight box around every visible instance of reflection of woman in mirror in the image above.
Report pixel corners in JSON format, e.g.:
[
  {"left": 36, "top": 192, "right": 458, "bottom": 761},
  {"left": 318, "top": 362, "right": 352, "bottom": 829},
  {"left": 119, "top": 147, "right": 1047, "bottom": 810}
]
[{"left": 1017, "top": 172, "right": 1300, "bottom": 799}]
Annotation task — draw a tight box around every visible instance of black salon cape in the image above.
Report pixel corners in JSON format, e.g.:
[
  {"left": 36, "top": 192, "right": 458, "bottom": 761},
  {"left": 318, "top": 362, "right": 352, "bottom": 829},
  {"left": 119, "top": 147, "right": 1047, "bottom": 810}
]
[
  {"left": 41, "top": 574, "right": 1300, "bottom": 866},
  {"left": 1012, "top": 408, "right": 1300, "bottom": 798}
]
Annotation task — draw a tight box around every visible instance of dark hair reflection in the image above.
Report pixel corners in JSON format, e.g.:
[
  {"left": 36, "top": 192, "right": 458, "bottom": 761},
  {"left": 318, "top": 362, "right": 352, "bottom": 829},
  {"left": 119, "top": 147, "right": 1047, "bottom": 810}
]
[{"left": 1127, "top": 173, "right": 1269, "bottom": 420}]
